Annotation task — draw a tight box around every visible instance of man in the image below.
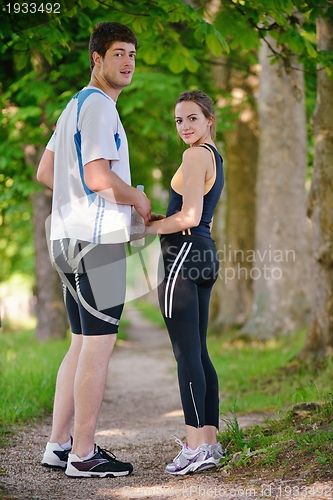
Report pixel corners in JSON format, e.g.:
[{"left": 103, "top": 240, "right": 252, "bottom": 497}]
[{"left": 37, "top": 21, "right": 151, "bottom": 478}]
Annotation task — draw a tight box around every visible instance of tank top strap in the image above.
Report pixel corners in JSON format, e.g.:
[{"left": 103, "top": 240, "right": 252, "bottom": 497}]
[{"left": 199, "top": 143, "right": 217, "bottom": 194}]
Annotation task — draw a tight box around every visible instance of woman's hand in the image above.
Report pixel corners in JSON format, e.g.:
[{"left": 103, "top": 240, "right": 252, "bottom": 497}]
[
  {"left": 144, "top": 216, "right": 164, "bottom": 235},
  {"left": 150, "top": 213, "right": 166, "bottom": 222}
]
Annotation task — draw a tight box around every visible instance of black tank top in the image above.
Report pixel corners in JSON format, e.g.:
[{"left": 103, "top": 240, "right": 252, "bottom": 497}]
[{"left": 166, "top": 144, "right": 224, "bottom": 238}]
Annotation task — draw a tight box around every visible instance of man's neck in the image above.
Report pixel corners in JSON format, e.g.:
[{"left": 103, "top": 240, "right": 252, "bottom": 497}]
[{"left": 88, "top": 75, "right": 121, "bottom": 102}]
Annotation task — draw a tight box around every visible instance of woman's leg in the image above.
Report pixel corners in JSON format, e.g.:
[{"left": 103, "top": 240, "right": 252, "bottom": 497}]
[
  {"left": 198, "top": 286, "right": 220, "bottom": 444},
  {"left": 159, "top": 265, "right": 208, "bottom": 448}
]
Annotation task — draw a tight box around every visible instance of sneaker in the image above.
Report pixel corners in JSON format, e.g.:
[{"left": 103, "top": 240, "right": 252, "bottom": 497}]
[
  {"left": 65, "top": 445, "right": 133, "bottom": 478},
  {"left": 41, "top": 440, "right": 72, "bottom": 469},
  {"left": 209, "top": 443, "right": 226, "bottom": 466},
  {"left": 165, "top": 437, "right": 216, "bottom": 475}
]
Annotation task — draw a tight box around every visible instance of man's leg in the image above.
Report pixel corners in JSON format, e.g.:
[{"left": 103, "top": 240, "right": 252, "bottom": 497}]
[
  {"left": 71, "top": 333, "right": 116, "bottom": 458},
  {"left": 63, "top": 241, "right": 133, "bottom": 477},
  {"left": 49, "top": 333, "right": 82, "bottom": 445}
]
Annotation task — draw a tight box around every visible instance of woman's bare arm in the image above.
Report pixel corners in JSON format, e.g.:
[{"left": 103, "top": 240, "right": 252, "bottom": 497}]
[{"left": 146, "top": 147, "right": 212, "bottom": 235}]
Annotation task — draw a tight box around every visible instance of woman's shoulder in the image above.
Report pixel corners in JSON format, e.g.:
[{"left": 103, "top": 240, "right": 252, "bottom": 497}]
[{"left": 182, "top": 145, "right": 214, "bottom": 164}]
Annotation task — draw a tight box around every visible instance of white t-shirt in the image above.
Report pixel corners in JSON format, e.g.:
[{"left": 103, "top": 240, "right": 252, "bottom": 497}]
[{"left": 47, "top": 86, "right": 131, "bottom": 244}]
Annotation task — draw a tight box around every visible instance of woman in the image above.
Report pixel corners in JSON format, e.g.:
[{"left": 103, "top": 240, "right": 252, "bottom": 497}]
[{"left": 147, "top": 90, "right": 224, "bottom": 475}]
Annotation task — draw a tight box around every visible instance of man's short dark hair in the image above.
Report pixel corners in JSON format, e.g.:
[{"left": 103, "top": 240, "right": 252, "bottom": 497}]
[{"left": 89, "top": 22, "right": 138, "bottom": 70}]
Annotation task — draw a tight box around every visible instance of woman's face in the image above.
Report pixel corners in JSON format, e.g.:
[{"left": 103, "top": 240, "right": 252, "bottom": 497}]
[{"left": 175, "top": 101, "right": 213, "bottom": 146}]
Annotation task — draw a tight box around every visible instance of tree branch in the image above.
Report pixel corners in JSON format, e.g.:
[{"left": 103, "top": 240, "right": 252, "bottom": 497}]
[
  {"left": 95, "top": 0, "right": 150, "bottom": 16},
  {"left": 224, "top": 0, "right": 315, "bottom": 74}
]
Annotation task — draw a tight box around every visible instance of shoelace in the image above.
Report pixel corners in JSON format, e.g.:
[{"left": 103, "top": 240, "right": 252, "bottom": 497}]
[
  {"left": 170, "top": 436, "right": 186, "bottom": 463},
  {"left": 96, "top": 445, "right": 117, "bottom": 460},
  {"left": 172, "top": 436, "right": 185, "bottom": 448},
  {"left": 171, "top": 435, "right": 216, "bottom": 462}
]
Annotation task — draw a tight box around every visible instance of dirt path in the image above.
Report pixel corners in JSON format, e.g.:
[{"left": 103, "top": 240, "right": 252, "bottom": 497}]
[{"left": 0, "top": 305, "right": 331, "bottom": 500}]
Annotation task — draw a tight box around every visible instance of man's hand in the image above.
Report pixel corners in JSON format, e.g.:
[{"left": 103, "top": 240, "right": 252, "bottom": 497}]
[
  {"left": 150, "top": 213, "right": 165, "bottom": 222},
  {"left": 133, "top": 189, "right": 151, "bottom": 225},
  {"left": 84, "top": 160, "right": 153, "bottom": 222}
]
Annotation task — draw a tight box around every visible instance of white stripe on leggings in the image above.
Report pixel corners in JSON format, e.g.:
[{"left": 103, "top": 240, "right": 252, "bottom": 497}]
[
  {"left": 164, "top": 241, "right": 192, "bottom": 318},
  {"left": 189, "top": 381, "right": 200, "bottom": 427}
]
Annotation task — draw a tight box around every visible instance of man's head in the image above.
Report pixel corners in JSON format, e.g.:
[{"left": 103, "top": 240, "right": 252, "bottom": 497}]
[{"left": 89, "top": 22, "right": 138, "bottom": 71}]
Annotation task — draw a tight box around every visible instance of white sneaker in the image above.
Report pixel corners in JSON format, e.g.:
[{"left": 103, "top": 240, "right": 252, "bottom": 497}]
[
  {"left": 41, "top": 440, "right": 72, "bottom": 469},
  {"left": 209, "top": 443, "right": 226, "bottom": 466},
  {"left": 165, "top": 437, "right": 216, "bottom": 475}
]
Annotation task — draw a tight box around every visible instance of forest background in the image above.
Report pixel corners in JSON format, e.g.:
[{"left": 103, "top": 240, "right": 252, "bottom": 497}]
[{"left": 0, "top": 0, "right": 333, "bottom": 366}]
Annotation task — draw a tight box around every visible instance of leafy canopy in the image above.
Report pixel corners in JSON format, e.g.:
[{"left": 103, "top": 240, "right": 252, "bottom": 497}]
[{"left": 0, "top": 0, "right": 227, "bottom": 280}]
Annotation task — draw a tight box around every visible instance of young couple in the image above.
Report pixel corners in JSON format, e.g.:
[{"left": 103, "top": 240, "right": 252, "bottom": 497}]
[{"left": 37, "top": 21, "right": 224, "bottom": 478}]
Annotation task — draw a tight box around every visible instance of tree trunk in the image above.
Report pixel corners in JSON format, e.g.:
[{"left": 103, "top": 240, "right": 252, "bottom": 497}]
[
  {"left": 210, "top": 56, "right": 259, "bottom": 330},
  {"left": 27, "top": 49, "right": 68, "bottom": 340},
  {"left": 301, "top": 16, "right": 333, "bottom": 360},
  {"left": 27, "top": 145, "right": 68, "bottom": 340},
  {"left": 241, "top": 37, "right": 311, "bottom": 339}
]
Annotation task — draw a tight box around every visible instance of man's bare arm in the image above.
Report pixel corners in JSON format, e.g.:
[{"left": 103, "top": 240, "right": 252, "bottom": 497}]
[
  {"left": 36, "top": 149, "right": 54, "bottom": 189},
  {"left": 84, "top": 158, "right": 151, "bottom": 224}
]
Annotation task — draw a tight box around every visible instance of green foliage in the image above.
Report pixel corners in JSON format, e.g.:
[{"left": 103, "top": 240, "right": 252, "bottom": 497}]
[
  {"left": 215, "top": 0, "right": 333, "bottom": 74},
  {"left": 0, "top": 320, "right": 128, "bottom": 426},
  {"left": 1, "top": 0, "right": 332, "bottom": 285},
  {"left": 1, "top": 0, "right": 227, "bottom": 72},
  {"left": 209, "top": 329, "right": 333, "bottom": 413},
  {"left": 214, "top": 4, "right": 260, "bottom": 51},
  {"left": 0, "top": 328, "right": 70, "bottom": 424},
  {"left": 0, "top": 0, "right": 225, "bottom": 281},
  {"left": 217, "top": 398, "right": 333, "bottom": 472},
  {"left": 221, "top": 406, "right": 247, "bottom": 450},
  {"left": 0, "top": 205, "right": 34, "bottom": 281},
  {"left": 119, "top": 69, "right": 191, "bottom": 194}
]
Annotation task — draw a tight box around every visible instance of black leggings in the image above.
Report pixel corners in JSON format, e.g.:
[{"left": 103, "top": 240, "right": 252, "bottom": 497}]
[{"left": 158, "top": 233, "right": 220, "bottom": 428}]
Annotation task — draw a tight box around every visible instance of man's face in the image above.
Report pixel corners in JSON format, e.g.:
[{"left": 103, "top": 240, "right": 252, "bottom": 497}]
[{"left": 94, "top": 41, "right": 136, "bottom": 91}]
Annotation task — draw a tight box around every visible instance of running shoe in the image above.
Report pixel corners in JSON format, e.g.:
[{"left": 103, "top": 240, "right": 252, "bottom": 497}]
[
  {"left": 41, "top": 440, "right": 72, "bottom": 469},
  {"left": 209, "top": 442, "right": 226, "bottom": 466},
  {"left": 65, "top": 445, "right": 133, "bottom": 478},
  {"left": 165, "top": 437, "right": 216, "bottom": 475}
]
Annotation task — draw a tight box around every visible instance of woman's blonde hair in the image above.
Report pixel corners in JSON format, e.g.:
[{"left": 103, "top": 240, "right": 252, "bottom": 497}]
[{"left": 176, "top": 90, "right": 216, "bottom": 141}]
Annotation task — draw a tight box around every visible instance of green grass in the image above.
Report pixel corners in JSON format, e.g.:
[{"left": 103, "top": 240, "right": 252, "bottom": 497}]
[
  {"left": 209, "top": 329, "right": 333, "bottom": 414},
  {"left": 217, "top": 398, "right": 333, "bottom": 478},
  {"left": 0, "top": 321, "right": 128, "bottom": 432},
  {"left": 0, "top": 327, "right": 70, "bottom": 426}
]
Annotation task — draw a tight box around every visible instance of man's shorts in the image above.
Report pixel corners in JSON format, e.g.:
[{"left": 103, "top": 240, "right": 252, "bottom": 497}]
[{"left": 51, "top": 239, "right": 126, "bottom": 335}]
